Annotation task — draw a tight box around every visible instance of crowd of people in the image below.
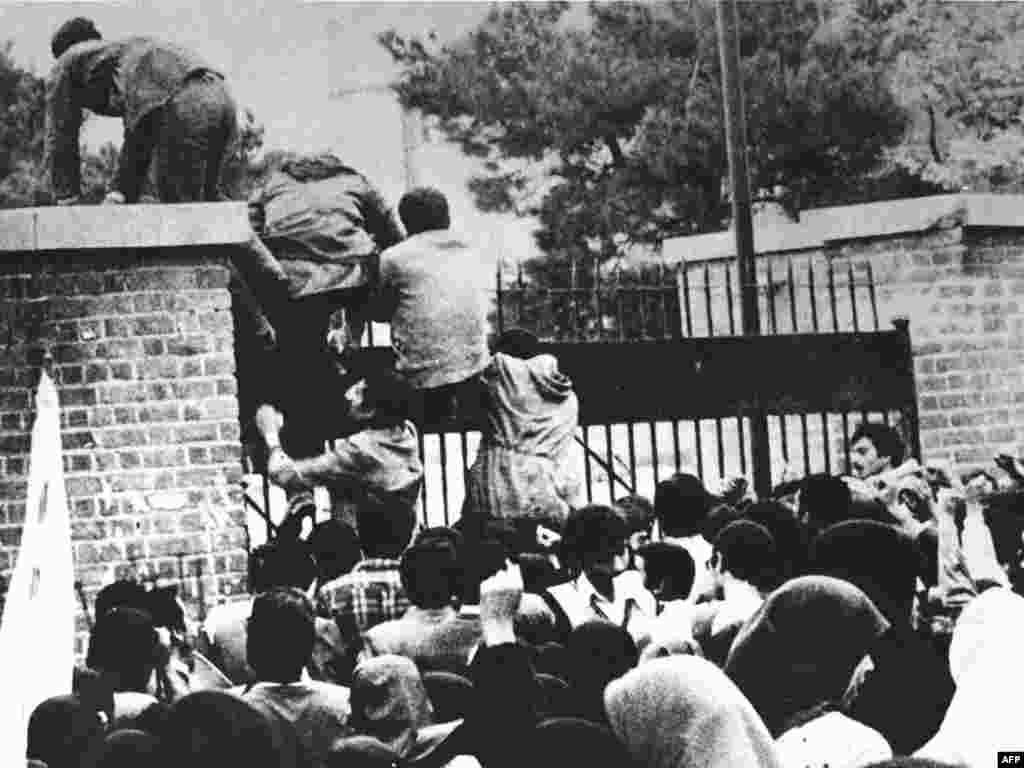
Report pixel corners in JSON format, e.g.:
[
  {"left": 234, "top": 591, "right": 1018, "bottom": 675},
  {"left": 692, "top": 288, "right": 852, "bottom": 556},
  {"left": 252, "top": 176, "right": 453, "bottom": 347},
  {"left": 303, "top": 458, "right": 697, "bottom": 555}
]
[
  {"left": 28, "top": 16, "right": 1024, "bottom": 768},
  {"left": 27, "top": 423, "right": 1024, "bottom": 768}
]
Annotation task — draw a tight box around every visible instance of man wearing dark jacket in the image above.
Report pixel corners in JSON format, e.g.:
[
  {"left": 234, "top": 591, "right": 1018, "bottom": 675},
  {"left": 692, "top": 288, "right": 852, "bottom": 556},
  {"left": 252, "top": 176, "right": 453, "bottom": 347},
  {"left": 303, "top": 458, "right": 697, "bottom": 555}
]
[{"left": 45, "top": 17, "right": 236, "bottom": 204}]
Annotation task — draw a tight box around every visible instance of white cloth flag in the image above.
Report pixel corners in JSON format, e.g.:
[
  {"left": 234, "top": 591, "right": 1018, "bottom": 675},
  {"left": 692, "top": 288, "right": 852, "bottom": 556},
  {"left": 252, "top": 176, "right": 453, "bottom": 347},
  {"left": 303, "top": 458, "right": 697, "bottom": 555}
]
[{"left": 0, "top": 370, "right": 75, "bottom": 766}]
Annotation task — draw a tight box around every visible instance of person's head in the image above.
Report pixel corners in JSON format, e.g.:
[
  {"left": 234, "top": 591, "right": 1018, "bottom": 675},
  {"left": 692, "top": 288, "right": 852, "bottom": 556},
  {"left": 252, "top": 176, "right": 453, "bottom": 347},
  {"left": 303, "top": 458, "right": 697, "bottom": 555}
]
[
  {"left": 635, "top": 542, "right": 695, "bottom": 601},
  {"left": 247, "top": 587, "right": 316, "bottom": 683},
  {"left": 86, "top": 607, "right": 160, "bottom": 692},
  {"left": 515, "top": 592, "right": 558, "bottom": 646},
  {"left": 162, "top": 691, "right": 299, "bottom": 768},
  {"left": 744, "top": 500, "right": 809, "bottom": 581},
  {"left": 345, "top": 369, "right": 414, "bottom": 429},
  {"left": 350, "top": 656, "right": 433, "bottom": 758},
  {"left": 398, "top": 187, "right": 450, "bottom": 235},
  {"left": 308, "top": 519, "right": 362, "bottom": 584},
  {"left": 963, "top": 469, "right": 998, "bottom": 497},
  {"left": 654, "top": 473, "right": 713, "bottom": 539},
  {"left": 850, "top": 423, "right": 905, "bottom": 479},
  {"left": 51, "top": 17, "right": 101, "bottom": 59},
  {"left": 27, "top": 695, "right": 106, "bottom": 768},
  {"left": 94, "top": 580, "right": 149, "bottom": 622},
  {"left": 566, "top": 620, "right": 639, "bottom": 718},
  {"left": 493, "top": 328, "right": 541, "bottom": 360},
  {"left": 517, "top": 552, "right": 560, "bottom": 593},
  {"left": 560, "top": 505, "right": 630, "bottom": 579},
  {"left": 357, "top": 497, "right": 416, "bottom": 559},
  {"left": 400, "top": 539, "right": 461, "bottom": 609},
  {"left": 809, "top": 520, "right": 921, "bottom": 629},
  {"left": 710, "top": 520, "right": 780, "bottom": 593},
  {"left": 614, "top": 495, "right": 655, "bottom": 558},
  {"left": 144, "top": 585, "right": 186, "bottom": 634},
  {"left": 248, "top": 541, "right": 317, "bottom": 593},
  {"left": 798, "top": 473, "right": 853, "bottom": 531},
  {"left": 699, "top": 502, "right": 745, "bottom": 543},
  {"left": 458, "top": 538, "right": 508, "bottom": 604}
]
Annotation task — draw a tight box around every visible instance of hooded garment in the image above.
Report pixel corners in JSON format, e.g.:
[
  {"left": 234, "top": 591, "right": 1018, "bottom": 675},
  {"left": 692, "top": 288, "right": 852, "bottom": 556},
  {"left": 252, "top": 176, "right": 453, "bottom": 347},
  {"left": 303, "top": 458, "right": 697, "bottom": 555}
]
[
  {"left": 350, "top": 655, "right": 460, "bottom": 763},
  {"left": 916, "top": 588, "right": 1024, "bottom": 768},
  {"left": 810, "top": 521, "right": 955, "bottom": 755},
  {"left": 724, "top": 576, "right": 890, "bottom": 737},
  {"left": 463, "top": 353, "right": 582, "bottom": 525},
  {"left": 564, "top": 620, "right": 638, "bottom": 724},
  {"left": 604, "top": 655, "right": 784, "bottom": 768}
]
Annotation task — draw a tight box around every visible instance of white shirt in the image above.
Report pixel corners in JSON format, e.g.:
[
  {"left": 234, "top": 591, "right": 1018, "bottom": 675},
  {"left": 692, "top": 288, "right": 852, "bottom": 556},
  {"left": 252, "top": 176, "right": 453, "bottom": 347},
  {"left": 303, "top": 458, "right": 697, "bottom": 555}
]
[
  {"left": 547, "top": 571, "right": 657, "bottom": 639},
  {"left": 776, "top": 712, "right": 891, "bottom": 768}
]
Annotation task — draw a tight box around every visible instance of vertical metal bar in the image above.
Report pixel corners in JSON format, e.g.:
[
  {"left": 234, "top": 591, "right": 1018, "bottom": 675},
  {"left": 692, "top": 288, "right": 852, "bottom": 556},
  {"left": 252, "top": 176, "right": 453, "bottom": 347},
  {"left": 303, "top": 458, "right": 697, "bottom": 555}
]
[
  {"left": 704, "top": 263, "right": 714, "bottom": 337},
  {"left": 778, "top": 412, "right": 790, "bottom": 463},
  {"left": 766, "top": 257, "right": 778, "bottom": 334},
  {"left": 724, "top": 263, "right": 737, "bottom": 335},
  {"left": 517, "top": 262, "right": 526, "bottom": 330},
  {"left": 459, "top": 431, "right": 470, "bottom": 480},
  {"left": 593, "top": 258, "right": 603, "bottom": 341},
  {"left": 866, "top": 261, "right": 880, "bottom": 331},
  {"left": 736, "top": 411, "right": 748, "bottom": 476},
  {"left": 827, "top": 257, "right": 839, "bottom": 332},
  {"left": 581, "top": 426, "right": 594, "bottom": 504},
  {"left": 604, "top": 423, "right": 616, "bottom": 495},
  {"left": 841, "top": 411, "right": 852, "bottom": 475},
  {"left": 627, "top": 422, "right": 638, "bottom": 494},
  {"left": 715, "top": 418, "right": 726, "bottom": 480},
  {"left": 438, "top": 434, "right": 450, "bottom": 526},
  {"left": 649, "top": 421, "right": 660, "bottom": 485},
  {"left": 672, "top": 420, "right": 682, "bottom": 473},
  {"left": 787, "top": 256, "right": 799, "bottom": 333},
  {"left": 495, "top": 261, "right": 505, "bottom": 334},
  {"left": 417, "top": 429, "right": 428, "bottom": 526},
  {"left": 682, "top": 264, "right": 694, "bottom": 337},
  {"left": 808, "top": 257, "right": 820, "bottom": 333},
  {"left": 800, "top": 413, "right": 811, "bottom": 475},
  {"left": 820, "top": 413, "right": 831, "bottom": 475},
  {"left": 694, "top": 420, "right": 705, "bottom": 481},
  {"left": 658, "top": 264, "right": 671, "bottom": 340},
  {"left": 847, "top": 257, "right": 860, "bottom": 332}
]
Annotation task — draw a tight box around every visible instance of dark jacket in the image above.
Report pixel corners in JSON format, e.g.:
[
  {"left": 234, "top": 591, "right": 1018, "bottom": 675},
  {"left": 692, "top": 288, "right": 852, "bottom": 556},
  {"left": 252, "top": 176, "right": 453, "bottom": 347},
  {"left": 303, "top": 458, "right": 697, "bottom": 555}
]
[{"left": 45, "top": 37, "right": 219, "bottom": 199}]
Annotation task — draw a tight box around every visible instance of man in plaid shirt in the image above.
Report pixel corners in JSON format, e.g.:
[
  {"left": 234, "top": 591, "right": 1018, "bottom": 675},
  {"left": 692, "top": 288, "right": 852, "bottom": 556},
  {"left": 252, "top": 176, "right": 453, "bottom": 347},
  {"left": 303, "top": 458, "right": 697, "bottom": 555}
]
[{"left": 315, "top": 497, "right": 415, "bottom": 644}]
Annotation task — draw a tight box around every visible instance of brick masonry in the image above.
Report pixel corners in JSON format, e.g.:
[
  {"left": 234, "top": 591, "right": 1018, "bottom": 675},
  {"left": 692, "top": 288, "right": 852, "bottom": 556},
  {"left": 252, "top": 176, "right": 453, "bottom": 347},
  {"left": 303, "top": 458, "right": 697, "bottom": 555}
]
[
  {"left": 667, "top": 194, "right": 1024, "bottom": 478},
  {"left": 0, "top": 204, "right": 252, "bottom": 656}
]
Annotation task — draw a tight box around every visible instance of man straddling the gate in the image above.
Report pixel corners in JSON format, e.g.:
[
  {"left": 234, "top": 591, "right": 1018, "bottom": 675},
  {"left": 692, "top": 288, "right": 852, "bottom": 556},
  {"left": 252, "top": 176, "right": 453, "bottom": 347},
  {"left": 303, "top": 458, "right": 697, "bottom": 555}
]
[
  {"left": 365, "top": 187, "right": 493, "bottom": 427},
  {"left": 45, "top": 17, "right": 236, "bottom": 205},
  {"left": 254, "top": 367, "right": 423, "bottom": 552}
]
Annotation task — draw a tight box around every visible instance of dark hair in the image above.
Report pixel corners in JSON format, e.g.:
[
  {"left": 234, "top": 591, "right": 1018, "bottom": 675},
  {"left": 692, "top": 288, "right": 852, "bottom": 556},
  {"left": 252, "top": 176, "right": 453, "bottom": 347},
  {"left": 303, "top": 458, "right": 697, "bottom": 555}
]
[
  {"left": 398, "top": 187, "right": 450, "bottom": 235},
  {"left": 851, "top": 423, "right": 905, "bottom": 466},
  {"left": 560, "top": 505, "right": 628, "bottom": 575},
  {"left": 745, "top": 500, "right": 809, "bottom": 581},
  {"left": 414, "top": 525, "right": 464, "bottom": 553},
  {"left": 400, "top": 540, "right": 461, "bottom": 609},
  {"left": 459, "top": 538, "right": 508, "bottom": 604},
  {"left": 86, "top": 607, "right": 160, "bottom": 691},
  {"left": 356, "top": 496, "right": 416, "bottom": 559},
  {"left": 51, "top": 17, "right": 101, "bottom": 58},
  {"left": 308, "top": 519, "right": 362, "bottom": 583},
  {"left": 144, "top": 586, "right": 186, "bottom": 633},
  {"left": 360, "top": 368, "right": 414, "bottom": 429},
  {"left": 95, "top": 580, "right": 149, "bottom": 622},
  {"left": 613, "top": 495, "right": 655, "bottom": 535},
  {"left": 799, "top": 474, "right": 853, "bottom": 531},
  {"left": 494, "top": 328, "right": 541, "bottom": 360},
  {"left": 248, "top": 541, "right": 316, "bottom": 593},
  {"left": 247, "top": 587, "right": 316, "bottom": 683},
  {"left": 713, "top": 520, "right": 779, "bottom": 591},
  {"left": 518, "top": 552, "right": 560, "bottom": 593},
  {"left": 636, "top": 541, "right": 695, "bottom": 600},
  {"left": 28, "top": 695, "right": 106, "bottom": 768},
  {"left": 700, "top": 503, "right": 744, "bottom": 543},
  {"left": 654, "top": 474, "right": 712, "bottom": 537}
]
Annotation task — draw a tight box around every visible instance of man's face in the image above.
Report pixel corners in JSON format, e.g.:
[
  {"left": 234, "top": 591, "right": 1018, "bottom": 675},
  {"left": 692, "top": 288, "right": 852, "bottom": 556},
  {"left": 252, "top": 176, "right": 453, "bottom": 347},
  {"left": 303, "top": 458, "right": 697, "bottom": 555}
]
[
  {"left": 850, "top": 437, "right": 891, "bottom": 479},
  {"left": 344, "top": 379, "right": 375, "bottom": 423}
]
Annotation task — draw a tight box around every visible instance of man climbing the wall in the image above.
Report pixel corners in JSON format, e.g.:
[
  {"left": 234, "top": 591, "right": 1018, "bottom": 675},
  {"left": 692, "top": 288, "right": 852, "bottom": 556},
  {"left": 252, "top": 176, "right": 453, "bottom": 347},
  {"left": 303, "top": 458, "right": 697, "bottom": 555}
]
[{"left": 45, "top": 17, "right": 237, "bottom": 205}]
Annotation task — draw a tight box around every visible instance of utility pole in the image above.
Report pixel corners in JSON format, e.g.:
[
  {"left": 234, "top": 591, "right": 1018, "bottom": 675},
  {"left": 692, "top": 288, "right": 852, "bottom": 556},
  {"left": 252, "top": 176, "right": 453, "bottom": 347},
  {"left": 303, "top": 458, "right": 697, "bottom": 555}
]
[
  {"left": 716, "top": 0, "right": 772, "bottom": 498},
  {"left": 330, "top": 83, "right": 421, "bottom": 192}
]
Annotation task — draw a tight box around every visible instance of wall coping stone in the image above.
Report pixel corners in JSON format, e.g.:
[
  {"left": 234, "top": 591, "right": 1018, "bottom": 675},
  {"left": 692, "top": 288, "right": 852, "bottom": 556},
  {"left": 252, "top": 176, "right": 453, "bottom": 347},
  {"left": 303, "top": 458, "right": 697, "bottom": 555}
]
[
  {"left": 664, "top": 194, "right": 1024, "bottom": 264},
  {"left": 0, "top": 203, "right": 251, "bottom": 253}
]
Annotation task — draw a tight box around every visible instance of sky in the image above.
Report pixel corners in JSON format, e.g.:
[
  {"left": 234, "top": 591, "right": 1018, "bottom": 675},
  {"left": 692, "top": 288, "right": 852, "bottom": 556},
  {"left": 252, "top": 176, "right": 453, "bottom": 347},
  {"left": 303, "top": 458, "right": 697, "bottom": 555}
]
[{"left": 0, "top": 0, "right": 544, "bottom": 264}]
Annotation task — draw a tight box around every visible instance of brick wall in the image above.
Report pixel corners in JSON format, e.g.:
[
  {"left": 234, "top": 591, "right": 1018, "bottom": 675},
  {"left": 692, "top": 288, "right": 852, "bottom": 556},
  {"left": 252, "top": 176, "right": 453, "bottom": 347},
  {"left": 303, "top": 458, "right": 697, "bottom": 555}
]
[
  {"left": 0, "top": 205, "right": 252, "bottom": 655},
  {"left": 667, "top": 194, "right": 1024, "bottom": 479}
]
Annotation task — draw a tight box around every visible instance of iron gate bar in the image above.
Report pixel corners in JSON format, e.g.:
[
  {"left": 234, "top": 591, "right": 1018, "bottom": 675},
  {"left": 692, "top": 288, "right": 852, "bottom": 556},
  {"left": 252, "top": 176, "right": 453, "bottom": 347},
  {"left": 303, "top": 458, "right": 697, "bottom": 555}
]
[
  {"left": 766, "top": 258, "right": 778, "bottom": 334},
  {"left": 827, "top": 258, "right": 840, "bottom": 333},
  {"left": 867, "top": 262, "right": 880, "bottom": 331},
  {"left": 682, "top": 265, "right": 695, "bottom": 337},
  {"left": 581, "top": 426, "right": 594, "bottom": 503},
  {"left": 787, "top": 257, "right": 799, "bottom": 333},
  {"left": 847, "top": 258, "right": 860, "bottom": 332},
  {"left": 808, "top": 259, "right": 820, "bottom": 332}
]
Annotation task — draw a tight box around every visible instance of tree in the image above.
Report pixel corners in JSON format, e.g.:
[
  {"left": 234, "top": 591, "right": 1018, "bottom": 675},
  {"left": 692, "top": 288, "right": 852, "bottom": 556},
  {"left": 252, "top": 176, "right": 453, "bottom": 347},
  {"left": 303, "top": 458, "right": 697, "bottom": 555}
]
[
  {"left": 380, "top": 0, "right": 915, "bottom": 268},
  {"left": 884, "top": 0, "right": 1024, "bottom": 191}
]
